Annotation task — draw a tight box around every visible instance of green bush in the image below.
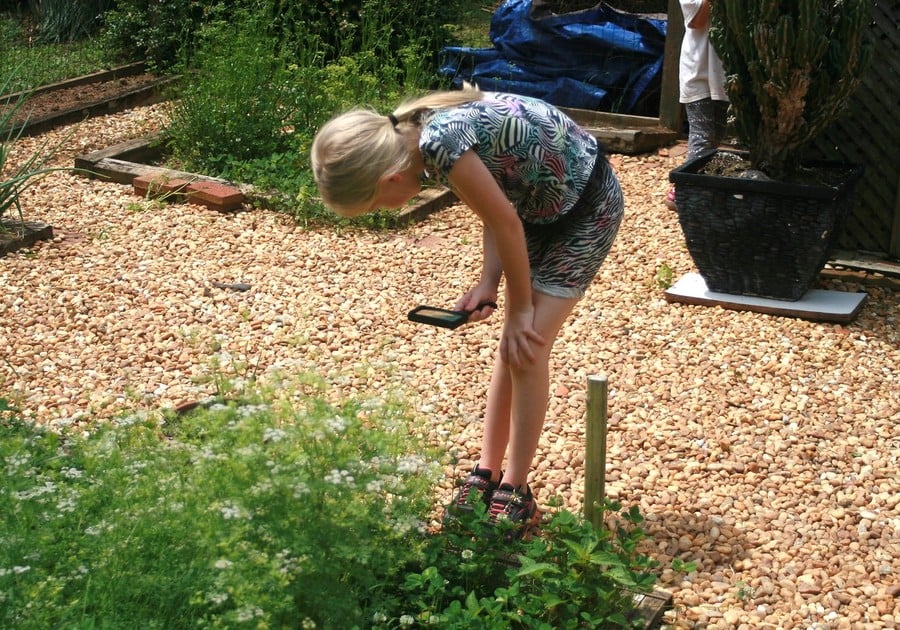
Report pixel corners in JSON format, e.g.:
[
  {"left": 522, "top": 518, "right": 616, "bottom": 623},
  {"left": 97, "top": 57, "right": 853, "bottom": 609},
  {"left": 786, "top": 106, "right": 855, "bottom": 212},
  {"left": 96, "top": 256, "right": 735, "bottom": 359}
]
[
  {"left": 0, "top": 377, "right": 441, "bottom": 628},
  {"left": 393, "top": 501, "right": 662, "bottom": 628},
  {"left": 165, "top": 11, "right": 295, "bottom": 172},
  {"left": 100, "top": 0, "right": 456, "bottom": 76},
  {"left": 0, "top": 369, "right": 673, "bottom": 628},
  {"left": 100, "top": 0, "right": 207, "bottom": 72},
  {"left": 27, "top": 0, "right": 113, "bottom": 42}
]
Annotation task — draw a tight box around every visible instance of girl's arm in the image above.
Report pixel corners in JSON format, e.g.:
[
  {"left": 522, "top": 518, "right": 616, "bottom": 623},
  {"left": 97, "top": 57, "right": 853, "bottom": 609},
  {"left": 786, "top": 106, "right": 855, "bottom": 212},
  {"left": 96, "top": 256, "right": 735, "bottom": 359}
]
[
  {"left": 480, "top": 224, "right": 503, "bottom": 296},
  {"left": 448, "top": 149, "right": 544, "bottom": 366}
]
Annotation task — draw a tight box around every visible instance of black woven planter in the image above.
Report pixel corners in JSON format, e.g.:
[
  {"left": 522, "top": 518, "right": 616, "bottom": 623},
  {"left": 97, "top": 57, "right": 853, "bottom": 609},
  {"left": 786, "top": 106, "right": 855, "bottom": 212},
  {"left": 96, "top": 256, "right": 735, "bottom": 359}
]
[{"left": 669, "top": 151, "right": 863, "bottom": 301}]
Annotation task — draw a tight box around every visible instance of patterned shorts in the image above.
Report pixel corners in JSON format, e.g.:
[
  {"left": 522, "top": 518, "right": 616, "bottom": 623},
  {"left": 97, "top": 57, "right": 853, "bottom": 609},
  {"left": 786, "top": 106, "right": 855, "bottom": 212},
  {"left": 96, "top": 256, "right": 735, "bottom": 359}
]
[{"left": 523, "top": 159, "right": 624, "bottom": 299}]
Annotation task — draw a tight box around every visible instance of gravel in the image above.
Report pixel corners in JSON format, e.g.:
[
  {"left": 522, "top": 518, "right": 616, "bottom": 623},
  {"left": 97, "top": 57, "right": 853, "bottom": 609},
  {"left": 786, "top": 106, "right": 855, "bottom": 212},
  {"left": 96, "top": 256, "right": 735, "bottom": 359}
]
[{"left": 2, "top": 104, "right": 898, "bottom": 629}]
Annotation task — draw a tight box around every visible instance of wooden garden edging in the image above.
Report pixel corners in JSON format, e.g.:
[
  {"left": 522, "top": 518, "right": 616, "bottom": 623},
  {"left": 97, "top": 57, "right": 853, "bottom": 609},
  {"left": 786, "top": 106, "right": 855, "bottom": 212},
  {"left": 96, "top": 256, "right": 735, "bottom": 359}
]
[{"left": 1, "top": 62, "right": 177, "bottom": 138}]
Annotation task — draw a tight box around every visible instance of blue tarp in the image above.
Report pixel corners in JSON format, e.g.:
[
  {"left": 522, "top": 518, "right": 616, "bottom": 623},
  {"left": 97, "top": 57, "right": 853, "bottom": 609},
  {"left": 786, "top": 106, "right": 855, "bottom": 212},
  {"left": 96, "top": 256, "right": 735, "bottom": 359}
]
[{"left": 439, "top": 0, "right": 667, "bottom": 115}]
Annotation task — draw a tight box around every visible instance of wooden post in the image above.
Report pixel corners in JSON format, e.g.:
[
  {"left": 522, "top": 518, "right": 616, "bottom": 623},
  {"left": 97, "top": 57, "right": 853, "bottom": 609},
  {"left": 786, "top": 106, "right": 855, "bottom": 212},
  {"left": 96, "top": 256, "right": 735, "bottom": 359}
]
[
  {"left": 659, "top": 0, "right": 685, "bottom": 132},
  {"left": 584, "top": 374, "right": 608, "bottom": 528}
]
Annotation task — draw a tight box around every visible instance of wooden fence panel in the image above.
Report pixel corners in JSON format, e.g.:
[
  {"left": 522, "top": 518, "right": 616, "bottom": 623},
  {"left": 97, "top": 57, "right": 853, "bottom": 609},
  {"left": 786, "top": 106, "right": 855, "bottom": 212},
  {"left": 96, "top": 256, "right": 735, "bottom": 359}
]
[{"left": 807, "top": 0, "right": 899, "bottom": 258}]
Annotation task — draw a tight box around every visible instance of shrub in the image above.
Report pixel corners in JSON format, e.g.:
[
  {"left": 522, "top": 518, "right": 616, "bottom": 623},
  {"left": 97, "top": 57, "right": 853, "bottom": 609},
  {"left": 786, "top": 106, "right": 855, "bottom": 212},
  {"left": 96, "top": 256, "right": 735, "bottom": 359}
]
[
  {"left": 0, "top": 370, "right": 672, "bottom": 628},
  {"left": 100, "top": 0, "right": 206, "bottom": 72},
  {"left": 164, "top": 11, "right": 295, "bottom": 173},
  {"left": 0, "top": 377, "right": 441, "bottom": 627}
]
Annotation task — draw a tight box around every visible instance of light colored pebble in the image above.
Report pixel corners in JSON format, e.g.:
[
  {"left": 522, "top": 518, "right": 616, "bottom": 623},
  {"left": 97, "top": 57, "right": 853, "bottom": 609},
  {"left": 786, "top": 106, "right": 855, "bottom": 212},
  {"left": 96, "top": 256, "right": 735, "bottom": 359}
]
[{"left": 1, "top": 106, "right": 898, "bottom": 629}]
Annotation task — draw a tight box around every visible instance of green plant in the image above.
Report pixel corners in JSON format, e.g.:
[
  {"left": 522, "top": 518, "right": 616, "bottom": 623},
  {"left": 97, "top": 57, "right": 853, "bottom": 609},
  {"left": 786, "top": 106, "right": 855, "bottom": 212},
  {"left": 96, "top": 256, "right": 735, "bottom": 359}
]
[
  {"left": 26, "top": 0, "right": 113, "bottom": 42},
  {"left": 0, "top": 364, "right": 673, "bottom": 628},
  {"left": 100, "top": 0, "right": 206, "bottom": 71},
  {"left": 655, "top": 263, "right": 674, "bottom": 290},
  {"left": 165, "top": 11, "right": 295, "bottom": 174},
  {"left": 0, "top": 15, "right": 116, "bottom": 93},
  {"left": 710, "top": 0, "right": 875, "bottom": 179},
  {"left": 0, "top": 376, "right": 442, "bottom": 628},
  {"left": 384, "top": 501, "right": 662, "bottom": 628},
  {"left": 1, "top": 72, "right": 73, "bottom": 223}
]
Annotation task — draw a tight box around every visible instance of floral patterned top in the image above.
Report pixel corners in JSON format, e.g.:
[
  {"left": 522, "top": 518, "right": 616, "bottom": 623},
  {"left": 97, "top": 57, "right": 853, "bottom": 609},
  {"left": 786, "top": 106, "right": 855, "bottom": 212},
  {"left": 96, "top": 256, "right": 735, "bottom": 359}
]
[{"left": 419, "top": 92, "right": 599, "bottom": 224}]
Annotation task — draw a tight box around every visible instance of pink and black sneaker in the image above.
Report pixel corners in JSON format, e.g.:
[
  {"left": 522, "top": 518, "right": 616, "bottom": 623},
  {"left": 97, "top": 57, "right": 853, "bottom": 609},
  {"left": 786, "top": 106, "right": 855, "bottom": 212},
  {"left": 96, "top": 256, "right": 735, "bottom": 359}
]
[
  {"left": 488, "top": 483, "right": 539, "bottom": 540},
  {"left": 445, "top": 466, "right": 499, "bottom": 518}
]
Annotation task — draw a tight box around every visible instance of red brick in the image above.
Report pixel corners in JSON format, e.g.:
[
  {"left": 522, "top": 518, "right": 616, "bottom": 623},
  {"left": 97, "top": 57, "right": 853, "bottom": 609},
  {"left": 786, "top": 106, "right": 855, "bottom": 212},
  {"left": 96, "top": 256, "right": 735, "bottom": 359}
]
[
  {"left": 185, "top": 181, "right": 244, "bottom": 211},
  {"left": 133, "top": 174, "right": 191, "bottom": 202}
]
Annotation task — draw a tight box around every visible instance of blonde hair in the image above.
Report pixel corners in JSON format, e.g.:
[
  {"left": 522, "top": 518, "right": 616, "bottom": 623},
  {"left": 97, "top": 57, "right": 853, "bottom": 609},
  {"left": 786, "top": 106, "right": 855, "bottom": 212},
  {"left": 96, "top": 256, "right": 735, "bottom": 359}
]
[{"left": 311, "top": 85, "right": 484, "bottom": 216}]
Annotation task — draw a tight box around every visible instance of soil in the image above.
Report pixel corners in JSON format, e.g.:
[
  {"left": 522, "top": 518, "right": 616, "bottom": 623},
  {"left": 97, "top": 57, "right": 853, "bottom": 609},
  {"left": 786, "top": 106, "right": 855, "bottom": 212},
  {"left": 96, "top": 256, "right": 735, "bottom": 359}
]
[
  {"left": 1, "top": 73, "right": 162, "bottom": 125},
  {"left": 699, "top": 151, "right": 859, "bottom": 188}
]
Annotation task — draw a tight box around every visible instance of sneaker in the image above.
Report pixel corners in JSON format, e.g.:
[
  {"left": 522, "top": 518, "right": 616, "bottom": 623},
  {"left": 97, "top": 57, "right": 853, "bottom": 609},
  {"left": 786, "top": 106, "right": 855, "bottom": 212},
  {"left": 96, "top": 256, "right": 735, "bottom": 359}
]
[
  {"left": 488, "top": 483, "right": 538, "bottom": 539},
  {"left": 446, "top": 466, "right": 498, "bottom": 516},
  {"left": 664, "top": 186, "right": 677, "bottom": 211}
]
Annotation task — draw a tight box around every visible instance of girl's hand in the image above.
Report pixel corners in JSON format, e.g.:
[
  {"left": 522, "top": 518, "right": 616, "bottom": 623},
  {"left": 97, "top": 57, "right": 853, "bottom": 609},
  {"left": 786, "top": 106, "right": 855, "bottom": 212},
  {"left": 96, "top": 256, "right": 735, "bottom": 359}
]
[
  {"left": 500, "top": 306, "right": 545, "bottom": 367},
  {"left": 455, "top": 286, "right": 498, "bottom": 323}
]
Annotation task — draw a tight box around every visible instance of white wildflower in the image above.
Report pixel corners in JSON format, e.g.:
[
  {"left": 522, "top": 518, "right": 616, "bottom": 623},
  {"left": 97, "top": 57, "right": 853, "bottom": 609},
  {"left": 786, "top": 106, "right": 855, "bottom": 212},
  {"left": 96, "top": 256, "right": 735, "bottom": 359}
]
[
  {"left": 60, "top": 467, "right": 83, "bottom": 479},
  {"left": 461, "top": 549, "right": 474, "bottom": 561},
  {"left": 207, "top": 592, "right": 229, "bottom": 605},
  {"left": 293, "top": 482, "right": 310, "bottom": 498},
  {"left": 237, "top": 403, "right": 268, "bottom": 418},
  {"left": 56, "top": 497, "right": 77, "bottom": 514},
  {"left": 219, "top": 503, "right": 249, "bottom": 520},
  {"left": 372, "top": 611, "right": 387, "bottom": 623},
  {"left": 301, "top": 618, "right": 316, "bottom": 629},
  {"left": 325, "top": 416, "right": 347, "bottom": 434},
  {"left": 262, "top": 427, "right": 287, "bottom": 442},
  {"left": 324, "top": 469, "right": 354, "bottom": 486},
  {"left": 392, "top": 515, "right": 425, "bottom": 535},
  {"left": 214, "top": 559, "right": 233, "bottom": 570},
  {"left": 235, "top": 606, "right": 263, "bottom": 622},
  {"left": 399, "top": 615, "right": 415, "bottom": 627},
  {"left": 396, "top": 455, "right": 426, "bottom": 475}
]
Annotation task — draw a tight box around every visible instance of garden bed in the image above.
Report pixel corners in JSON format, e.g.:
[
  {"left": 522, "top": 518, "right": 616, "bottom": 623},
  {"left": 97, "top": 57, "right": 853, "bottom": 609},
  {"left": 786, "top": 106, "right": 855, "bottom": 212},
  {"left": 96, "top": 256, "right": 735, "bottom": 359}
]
[{"left": 1, "top": 62, "right": 176, "bottom": 137}]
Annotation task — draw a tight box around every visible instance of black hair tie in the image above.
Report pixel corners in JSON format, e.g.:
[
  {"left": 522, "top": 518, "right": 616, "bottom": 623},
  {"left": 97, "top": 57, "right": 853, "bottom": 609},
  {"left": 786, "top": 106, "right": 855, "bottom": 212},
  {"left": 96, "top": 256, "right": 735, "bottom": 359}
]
[{"left": 387, "top": 113, "right": 399, "bottom": 127}]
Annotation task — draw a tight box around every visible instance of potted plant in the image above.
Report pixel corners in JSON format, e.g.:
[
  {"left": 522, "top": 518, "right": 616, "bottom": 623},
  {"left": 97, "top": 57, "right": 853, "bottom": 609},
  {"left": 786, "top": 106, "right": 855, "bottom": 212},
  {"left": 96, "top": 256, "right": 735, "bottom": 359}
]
[{"left": 669, "top": 0, "right": 874, "bottom": 301}]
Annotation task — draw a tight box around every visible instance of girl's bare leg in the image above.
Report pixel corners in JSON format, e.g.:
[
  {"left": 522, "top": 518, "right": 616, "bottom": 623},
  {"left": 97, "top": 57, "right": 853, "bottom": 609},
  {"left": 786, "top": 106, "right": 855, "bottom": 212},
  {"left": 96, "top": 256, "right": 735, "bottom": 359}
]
[{"left": 479, "top": 291, "right": 579, "bottom": 488}]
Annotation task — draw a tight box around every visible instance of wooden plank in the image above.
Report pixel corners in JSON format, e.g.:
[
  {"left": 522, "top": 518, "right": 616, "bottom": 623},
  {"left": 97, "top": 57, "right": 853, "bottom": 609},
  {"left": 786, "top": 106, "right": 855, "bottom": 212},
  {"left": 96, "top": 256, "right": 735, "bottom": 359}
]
[
  {"left": 561, "top": 106, "right": 669, "bottom": 129},
  {"left": 830, "top": 250, "right": 900, "bottom": 276},
  {"left": 664, "top": 273, "right": 868, "bottom": 324},
  {"left": 0, "top": 220, "right": 53, "bottom": 257},
  {"left": 892, "top": 174, "right": 900, "bottom": 258},
  {"left": 630, "top": 589, "right": 673, "bottom": 629},
  {"left": 395, "top": 187, "right": 458, "bottom": 225},
  {"left": 82, "top": 157, "right": 234, "bottom": 186},
  {"left": 74, "top": 134, "right": 164, "bottom": 169},
  {"left": 587, "top": 126, "right": 678, "bottom": 154},
  {"left": 5, "top": 76, "right": 177, "bottom": 138}
]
